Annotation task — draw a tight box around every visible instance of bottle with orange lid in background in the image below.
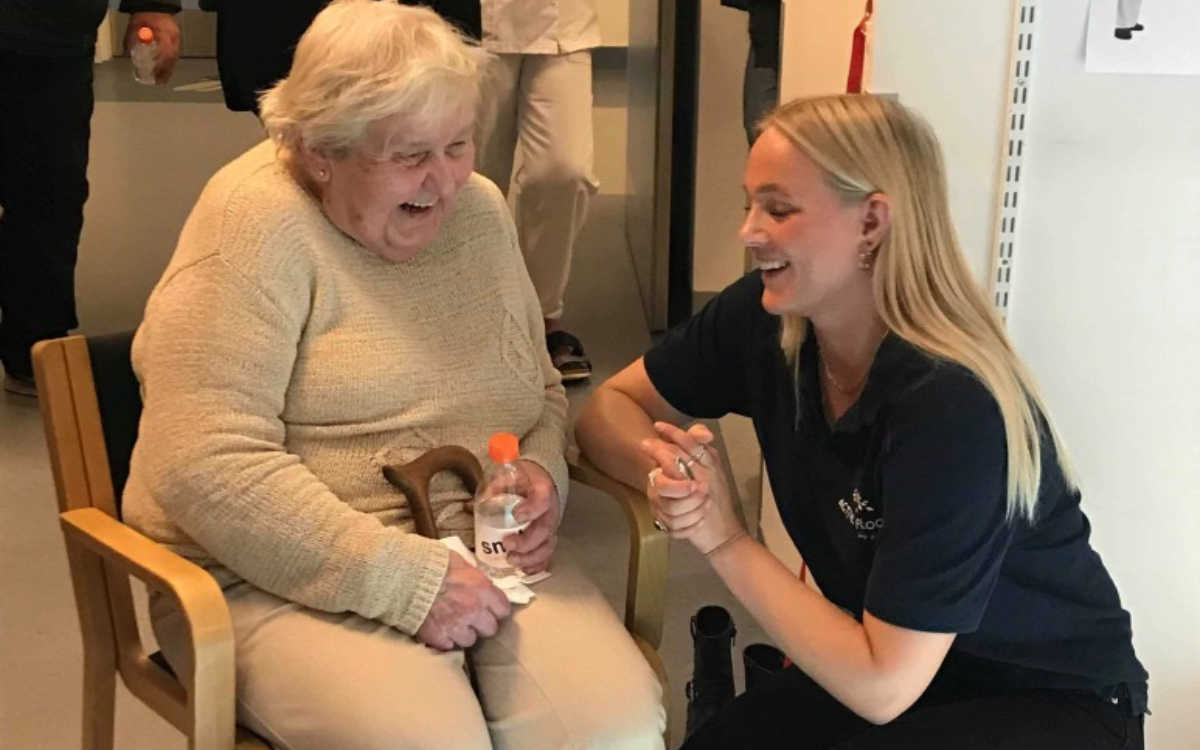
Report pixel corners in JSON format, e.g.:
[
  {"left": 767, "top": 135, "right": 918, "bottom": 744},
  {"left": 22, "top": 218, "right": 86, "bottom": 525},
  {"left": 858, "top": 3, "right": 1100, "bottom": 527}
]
[
  {"left": 131, "top": 26, "right": 158, "bottom": 85},
  {"left": 474, "top": 432, "right": 530, "bottom": 579}
]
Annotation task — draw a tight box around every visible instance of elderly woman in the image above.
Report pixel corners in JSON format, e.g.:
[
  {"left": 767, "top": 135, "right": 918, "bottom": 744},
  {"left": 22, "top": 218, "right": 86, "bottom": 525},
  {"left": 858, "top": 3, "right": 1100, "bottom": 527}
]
[
  {"left": 578, "top": 94, "right": 1147, "bottom": 749},
  {"left": 122, "top": 2, "right": 664, "bottom": 748}
]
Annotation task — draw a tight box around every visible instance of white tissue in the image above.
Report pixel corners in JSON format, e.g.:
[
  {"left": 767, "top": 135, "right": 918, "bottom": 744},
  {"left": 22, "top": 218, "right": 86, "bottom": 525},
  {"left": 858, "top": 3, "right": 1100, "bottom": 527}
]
[{"left": 438, "top": 536, "right": 550, "bottom": 604}]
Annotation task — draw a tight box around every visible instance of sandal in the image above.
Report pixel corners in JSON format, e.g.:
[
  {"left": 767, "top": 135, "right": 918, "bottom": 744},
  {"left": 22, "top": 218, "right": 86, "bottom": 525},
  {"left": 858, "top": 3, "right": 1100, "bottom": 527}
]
[{"left": 546, "top": 330, "right": 593, "bottom": 383}]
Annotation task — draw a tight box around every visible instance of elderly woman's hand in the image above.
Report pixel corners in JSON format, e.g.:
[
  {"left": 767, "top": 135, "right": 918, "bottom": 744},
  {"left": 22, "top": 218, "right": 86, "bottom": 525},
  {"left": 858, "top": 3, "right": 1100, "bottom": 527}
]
[
  {"left": 505, "top": 460, "right": 562, "bottom": 574},
  {"left": 642, "top": 422, "right": 745, "bottom": 556},
  {"left": 416, "top": 551, "right": 511, "bottom": 651}
]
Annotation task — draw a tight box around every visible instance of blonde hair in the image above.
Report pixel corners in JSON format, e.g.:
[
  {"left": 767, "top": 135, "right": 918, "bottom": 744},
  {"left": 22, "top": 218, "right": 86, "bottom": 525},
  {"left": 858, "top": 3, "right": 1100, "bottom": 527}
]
[
  {"left": 762, "top": 94, "right": 1072, "bottom": 521},
  {"left": 259, "top": 0, "right": 482, "bottom": 160}
]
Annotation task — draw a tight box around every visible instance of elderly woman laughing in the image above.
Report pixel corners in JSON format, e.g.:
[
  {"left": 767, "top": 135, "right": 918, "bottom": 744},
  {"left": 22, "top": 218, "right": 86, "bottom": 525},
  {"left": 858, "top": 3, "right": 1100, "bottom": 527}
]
[{"left": 122, "top": 2, "right": 664, "bottom": 748}]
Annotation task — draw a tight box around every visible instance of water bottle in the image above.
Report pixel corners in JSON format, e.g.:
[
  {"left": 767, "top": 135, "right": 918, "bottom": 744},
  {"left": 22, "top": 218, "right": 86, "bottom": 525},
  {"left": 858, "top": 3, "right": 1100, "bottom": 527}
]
[
  {"left": 131, "top": 26, "right": 158, "bottom": 85},
  {"left": 473, "top": 433, "right": 529, "bottom": 579}
]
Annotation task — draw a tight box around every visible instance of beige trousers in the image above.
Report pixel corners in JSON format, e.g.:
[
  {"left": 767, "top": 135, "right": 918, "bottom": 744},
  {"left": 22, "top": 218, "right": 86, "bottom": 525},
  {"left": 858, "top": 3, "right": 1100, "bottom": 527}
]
[
  {"left": 152, "top": 555, "right": 664, "bottom": 750},
  {"left": 475, "top": 51, "right": 600, "bottom": 321}
]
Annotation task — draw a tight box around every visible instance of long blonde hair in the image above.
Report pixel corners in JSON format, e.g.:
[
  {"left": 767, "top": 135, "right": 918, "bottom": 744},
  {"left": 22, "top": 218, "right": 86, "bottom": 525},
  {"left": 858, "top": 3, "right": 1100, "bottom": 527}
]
[{"left": 762, "top": 94, "right": 1071, "bottom": 521}]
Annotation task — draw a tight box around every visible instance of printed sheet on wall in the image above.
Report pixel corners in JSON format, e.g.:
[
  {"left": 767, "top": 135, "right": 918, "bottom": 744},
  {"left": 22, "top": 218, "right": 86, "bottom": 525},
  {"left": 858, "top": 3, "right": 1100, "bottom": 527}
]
[{"left": 1087, "top": 0, "right": 1200, "bottom": 74}]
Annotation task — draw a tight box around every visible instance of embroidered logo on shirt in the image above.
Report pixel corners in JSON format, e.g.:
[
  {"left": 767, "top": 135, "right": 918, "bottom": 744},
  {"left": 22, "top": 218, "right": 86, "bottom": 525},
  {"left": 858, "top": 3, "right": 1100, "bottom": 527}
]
[{"left": 838, "top": 489, "right": 884, "bottom": 540}]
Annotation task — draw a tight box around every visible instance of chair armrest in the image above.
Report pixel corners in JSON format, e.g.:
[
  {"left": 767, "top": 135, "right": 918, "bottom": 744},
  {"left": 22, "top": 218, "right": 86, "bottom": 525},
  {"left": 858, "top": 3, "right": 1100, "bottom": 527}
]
[
  {"left": 568, "top": 457, "right": 669, "bottom": 650},
  {"left": 60, "top": 507, "right": 236, "bottom": 748}
]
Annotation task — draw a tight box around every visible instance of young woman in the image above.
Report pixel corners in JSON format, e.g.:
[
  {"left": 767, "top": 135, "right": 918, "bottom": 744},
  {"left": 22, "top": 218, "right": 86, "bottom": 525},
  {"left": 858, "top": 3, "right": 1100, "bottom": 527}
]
[{"left": 577, "top": 94, "right": 1147, "bottom": 750}]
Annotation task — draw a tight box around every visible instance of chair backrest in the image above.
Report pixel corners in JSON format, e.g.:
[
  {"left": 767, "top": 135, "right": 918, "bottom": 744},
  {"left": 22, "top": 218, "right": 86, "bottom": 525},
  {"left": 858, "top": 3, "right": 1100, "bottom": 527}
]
[
  {"left": 85, "top": 331, "right": 142, "bottom": 508},
  {"left": 32, "top": 331, "right": 140, "bottom": 518}
]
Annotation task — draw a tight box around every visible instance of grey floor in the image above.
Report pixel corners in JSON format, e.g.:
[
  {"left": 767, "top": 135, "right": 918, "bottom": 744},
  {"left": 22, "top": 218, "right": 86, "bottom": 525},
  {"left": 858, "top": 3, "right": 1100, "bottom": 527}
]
[{"left": 0, "top": 59, "right": 770, "bottom": 748}]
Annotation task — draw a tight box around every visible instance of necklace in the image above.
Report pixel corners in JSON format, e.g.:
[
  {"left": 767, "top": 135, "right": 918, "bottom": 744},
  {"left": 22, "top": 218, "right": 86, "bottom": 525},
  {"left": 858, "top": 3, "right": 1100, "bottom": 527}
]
[
  {"left": 820, "top": 353, "right": 869, "bottom": 395},
  {"left": 819, "top": 330, "right": 889, "bottom": 395}
]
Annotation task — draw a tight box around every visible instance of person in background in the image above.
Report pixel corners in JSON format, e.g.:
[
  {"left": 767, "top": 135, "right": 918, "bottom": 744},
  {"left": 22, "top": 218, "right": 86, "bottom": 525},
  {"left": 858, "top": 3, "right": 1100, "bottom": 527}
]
[
  {"left": 0, "top": 0, "right": 180, "bottom": 396},
  {"left": 123, "top": 2, "right": 663, "bottom": 747},
  {"left": 202, "top": 0, "right": 481, "bottom": 115},
  {"left": 722, "top": 0, "right": 781, "bottom": 145},
  {"left": 474, "top": 0, "right": 602, "bottom": 383},
  {"left": 577, "top": 93, "right": 1147, "bottom": 750}
]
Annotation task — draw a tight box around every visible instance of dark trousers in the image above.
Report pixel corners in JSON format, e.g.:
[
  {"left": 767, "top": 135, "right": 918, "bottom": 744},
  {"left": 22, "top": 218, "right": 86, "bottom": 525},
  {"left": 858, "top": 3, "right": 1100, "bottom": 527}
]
[
  {"left": 683, "top": 666, "right": 1144, "bottom": 750},
  {"left": 742, "top": 1, "right": 779, "bottom": 145},
  {"left": 0, "top": 49, "right": 94, "bottom": 377}
]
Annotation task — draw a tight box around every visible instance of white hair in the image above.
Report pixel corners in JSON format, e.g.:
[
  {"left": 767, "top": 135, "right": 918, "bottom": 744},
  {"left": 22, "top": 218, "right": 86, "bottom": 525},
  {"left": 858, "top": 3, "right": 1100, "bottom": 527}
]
[{"left": 259, "top": 0, "right": 482, "bottom": 160}]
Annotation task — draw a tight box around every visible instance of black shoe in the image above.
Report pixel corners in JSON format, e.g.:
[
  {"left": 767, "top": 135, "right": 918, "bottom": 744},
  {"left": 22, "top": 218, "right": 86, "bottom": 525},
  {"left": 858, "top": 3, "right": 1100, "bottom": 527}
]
[
  {"left": 685, "top": 605, "right": 737, "bottom": 738},
  {"left": 546, "top": 330, "right": 592, "bottom": 383},
  {"left": 742, "top": 643, "right": 787, "bottom": 692},
  {"left": 1133, "top": 23, "right": 1145, "bottom": 31},
  {"left": 1115, "top": 27, "right": 1134, "bottom": 39}
]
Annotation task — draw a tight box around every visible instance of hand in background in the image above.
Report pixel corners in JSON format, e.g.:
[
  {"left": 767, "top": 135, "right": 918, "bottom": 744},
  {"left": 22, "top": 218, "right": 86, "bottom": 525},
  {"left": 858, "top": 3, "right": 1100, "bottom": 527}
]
[
  {"left": 505, "top": 460, "right": 561, "bottom": 574},
  {"left": 416, "top": 551, "right": 511, "bottom": 650},
  {"left": 126, "top": 12, "right": 181, "bottom": 84}
]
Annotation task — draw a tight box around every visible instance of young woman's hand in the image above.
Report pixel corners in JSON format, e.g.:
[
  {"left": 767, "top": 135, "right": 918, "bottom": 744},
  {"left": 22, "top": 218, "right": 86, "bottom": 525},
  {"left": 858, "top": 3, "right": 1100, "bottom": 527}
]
[
  {"left": 504, "top": 460, "right": 562, "bottom": 574},
  {"left": 642, "top": 422, "right": 745, "bottom": 555}
]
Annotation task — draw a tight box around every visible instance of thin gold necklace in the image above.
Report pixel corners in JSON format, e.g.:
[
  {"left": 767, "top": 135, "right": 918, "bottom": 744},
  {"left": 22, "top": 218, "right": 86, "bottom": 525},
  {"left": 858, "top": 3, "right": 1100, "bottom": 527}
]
[
  {"left": 820, "top": 353, "right": 868, "bottom": 395},
  {"left": 819, "top": 331, "right": 889, "bottom": 395}
]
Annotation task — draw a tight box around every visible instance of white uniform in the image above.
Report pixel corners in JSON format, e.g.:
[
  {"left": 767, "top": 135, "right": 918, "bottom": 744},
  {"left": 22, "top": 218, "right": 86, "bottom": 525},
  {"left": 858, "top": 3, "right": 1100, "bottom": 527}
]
[
  {"left": 475, "top": 0, "right": 602, "bottom": 321},
  {"left": 1117, "top": 0, "right": 1143, "bottom": 29}
]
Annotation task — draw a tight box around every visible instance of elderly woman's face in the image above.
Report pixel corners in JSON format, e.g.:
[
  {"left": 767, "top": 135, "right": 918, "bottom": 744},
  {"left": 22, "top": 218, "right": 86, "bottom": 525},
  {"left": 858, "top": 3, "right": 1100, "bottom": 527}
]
[{"left": 315, "top": 106, "right": 475, "bottom": 262}]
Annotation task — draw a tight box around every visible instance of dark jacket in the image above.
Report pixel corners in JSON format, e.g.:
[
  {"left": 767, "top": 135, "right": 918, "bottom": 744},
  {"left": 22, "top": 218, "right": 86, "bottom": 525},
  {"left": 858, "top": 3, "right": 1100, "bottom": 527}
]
[
  {"left": 212, "top": 0, "right": 481, "bottom": 113},
  {"left": 0, "top": 0, "right": 180, "bottom": 57}
]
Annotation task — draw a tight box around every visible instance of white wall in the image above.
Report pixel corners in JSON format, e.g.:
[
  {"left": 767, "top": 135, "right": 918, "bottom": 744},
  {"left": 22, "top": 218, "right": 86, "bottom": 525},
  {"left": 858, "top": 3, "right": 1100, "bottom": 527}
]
[
  {"left": 778, "top": 0, "right": 867, "bottom": 100},
  {"left": 1007, "top": 1, "right": 1200, "bottom": 746},
  {"left": 871, "top": 0, "right": 1012, "bottom": 281},
  {"left": 597, "top": 0, "right": 629, "bottom": 47}
]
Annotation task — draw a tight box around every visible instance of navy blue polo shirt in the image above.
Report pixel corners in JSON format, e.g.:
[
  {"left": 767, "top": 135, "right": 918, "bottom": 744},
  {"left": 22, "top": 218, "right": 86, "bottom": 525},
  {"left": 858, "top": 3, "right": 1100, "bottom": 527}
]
[{"left": 645, "top": 273, "right": 1148, "bottom": 711}]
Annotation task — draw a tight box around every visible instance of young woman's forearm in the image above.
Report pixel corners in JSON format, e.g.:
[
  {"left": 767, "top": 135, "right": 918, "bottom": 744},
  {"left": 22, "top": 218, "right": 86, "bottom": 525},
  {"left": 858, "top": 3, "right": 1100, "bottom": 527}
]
[
  {"left": 575, "top": 386, "right": 660, "bottom": 490},
  {"left": 709, "top": 537, "right": 952, "bottom": 724}
]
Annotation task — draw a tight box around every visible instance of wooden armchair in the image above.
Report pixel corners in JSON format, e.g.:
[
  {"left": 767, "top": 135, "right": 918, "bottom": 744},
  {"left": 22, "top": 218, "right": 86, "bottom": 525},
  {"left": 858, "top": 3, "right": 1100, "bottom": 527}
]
[{"left": 32, "top": 331, "right": 668, "bottom": 750}]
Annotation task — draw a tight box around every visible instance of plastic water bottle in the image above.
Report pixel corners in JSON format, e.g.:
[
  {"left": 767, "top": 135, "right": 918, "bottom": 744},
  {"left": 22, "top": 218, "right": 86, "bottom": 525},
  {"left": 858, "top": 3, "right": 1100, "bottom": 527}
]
[
  {"left": 131, "top": 27, "right": 158, "bottom": 85},
  {"left": 474, "top": 433, "right": 529, "bottom": 579}
]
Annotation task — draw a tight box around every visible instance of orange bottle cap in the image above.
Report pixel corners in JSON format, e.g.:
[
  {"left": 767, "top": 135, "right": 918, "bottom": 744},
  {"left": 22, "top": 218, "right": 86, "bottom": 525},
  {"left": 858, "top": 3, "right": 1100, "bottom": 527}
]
[
  {"left": 137, "top": 27, "right": 154, "bottom": 43},
  {"left": 488, "top": 433, "right": 520, "bottom": 464}
]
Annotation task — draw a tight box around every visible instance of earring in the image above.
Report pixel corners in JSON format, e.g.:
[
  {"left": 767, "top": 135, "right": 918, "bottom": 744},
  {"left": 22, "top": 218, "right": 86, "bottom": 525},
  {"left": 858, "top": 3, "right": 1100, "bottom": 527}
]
[
  {"left": 317, "top": 169, "right": 328, "bottom": 180},
  {"left": 858, "top": 242, "right": 877, "bottom": 270}
]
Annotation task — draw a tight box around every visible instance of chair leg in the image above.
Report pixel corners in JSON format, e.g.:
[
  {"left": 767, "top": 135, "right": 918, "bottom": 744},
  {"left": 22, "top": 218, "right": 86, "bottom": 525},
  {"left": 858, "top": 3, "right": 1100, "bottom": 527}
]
[
  {"left": 64, "top": 538, "right": 118, "bottom": 750},
  {"left": 80, "top": 656, "right": 117, "bottom": 750}
]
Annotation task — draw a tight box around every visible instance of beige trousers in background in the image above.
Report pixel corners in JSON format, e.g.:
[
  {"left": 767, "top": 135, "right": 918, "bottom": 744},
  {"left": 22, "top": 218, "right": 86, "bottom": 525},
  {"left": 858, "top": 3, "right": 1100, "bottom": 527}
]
[
  {"left": 475, "top": 51, "right": 600, "bottom": 322},
  {"left": 152, "top": 554, "right": 665, "bottom": 750}
]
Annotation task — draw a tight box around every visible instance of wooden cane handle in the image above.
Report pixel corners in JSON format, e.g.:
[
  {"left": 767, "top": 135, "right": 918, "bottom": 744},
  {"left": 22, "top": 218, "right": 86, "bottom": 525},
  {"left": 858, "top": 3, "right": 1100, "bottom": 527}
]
[{"left": 382, "top": 446, "right": 484, "bottom": 539}]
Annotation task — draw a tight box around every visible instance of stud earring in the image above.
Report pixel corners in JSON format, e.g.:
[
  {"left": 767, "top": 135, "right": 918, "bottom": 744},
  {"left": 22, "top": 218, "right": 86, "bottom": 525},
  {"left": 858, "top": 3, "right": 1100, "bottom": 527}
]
[
  {"left": 858, "top": 243, "right": 877, "bottom": 271},
  {"left": 317, "top": 169, "right": 328, "bottom": 180}
]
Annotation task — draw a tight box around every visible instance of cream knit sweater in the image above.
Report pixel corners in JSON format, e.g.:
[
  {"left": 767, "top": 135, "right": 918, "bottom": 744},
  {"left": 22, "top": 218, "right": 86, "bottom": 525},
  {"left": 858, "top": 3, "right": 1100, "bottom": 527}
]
[{"left": 123, "top": 141, "right": 569, "bottom": 636}]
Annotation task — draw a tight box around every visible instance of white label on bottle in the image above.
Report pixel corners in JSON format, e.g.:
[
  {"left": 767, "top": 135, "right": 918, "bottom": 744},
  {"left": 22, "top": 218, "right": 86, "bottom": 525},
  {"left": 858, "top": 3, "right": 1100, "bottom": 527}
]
[{"left": 474, "top": 519, "right": 529, "bottom": 570}]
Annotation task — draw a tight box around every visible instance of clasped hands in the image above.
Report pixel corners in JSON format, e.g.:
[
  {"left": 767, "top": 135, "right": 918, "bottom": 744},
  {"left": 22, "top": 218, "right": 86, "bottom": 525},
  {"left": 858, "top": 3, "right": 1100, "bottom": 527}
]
[
  {"left": 643, "top": 422, "right": 746, "bottom": 557},
  {"left": 416, "top": 459, "right": 559, "bottom": 651}
]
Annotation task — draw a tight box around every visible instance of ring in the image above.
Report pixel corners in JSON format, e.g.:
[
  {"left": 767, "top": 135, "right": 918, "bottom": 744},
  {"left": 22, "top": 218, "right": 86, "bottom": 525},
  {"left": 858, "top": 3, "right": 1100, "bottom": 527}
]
[
  {"left": 647, "top": 467, "right": 664, "bottom": 484},
  {"left": 653, "top": 518, "right": 669, "bottom": 533},
  {"left": 686, "top": 446, "right": 708, "bottom": 466}
]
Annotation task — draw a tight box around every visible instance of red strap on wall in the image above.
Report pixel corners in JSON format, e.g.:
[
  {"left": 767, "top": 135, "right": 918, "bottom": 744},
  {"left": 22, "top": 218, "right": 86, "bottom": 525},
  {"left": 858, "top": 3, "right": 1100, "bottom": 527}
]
[{"left": 847, "top": 0, "right": 875, "bottom": 94}]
